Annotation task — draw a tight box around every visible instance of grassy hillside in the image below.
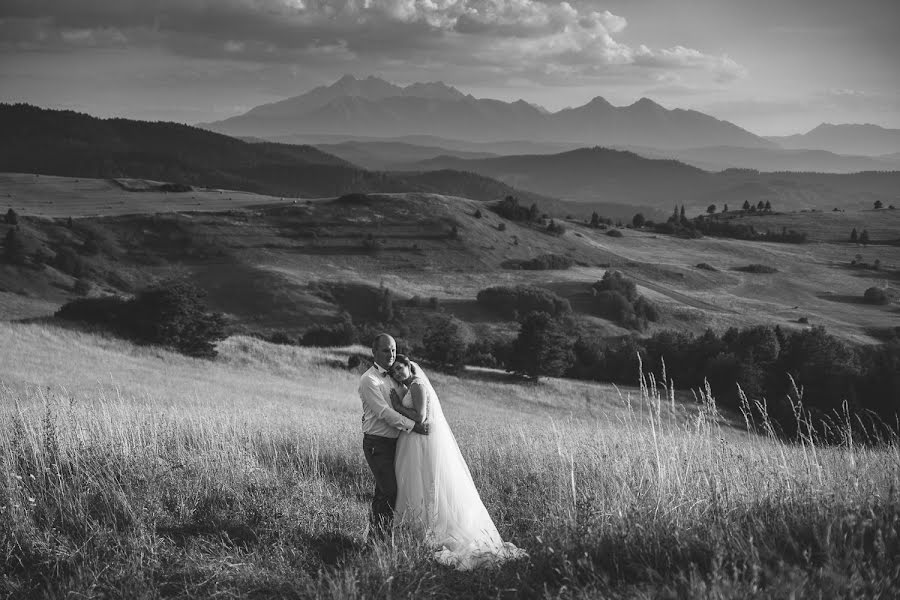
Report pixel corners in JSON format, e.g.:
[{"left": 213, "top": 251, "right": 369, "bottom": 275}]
[
  {"left": 2, "top": 175, "right": 898, "bottom": 345},
  {"left": 1, "top": 321, "right": 897, "bottom": 598}
]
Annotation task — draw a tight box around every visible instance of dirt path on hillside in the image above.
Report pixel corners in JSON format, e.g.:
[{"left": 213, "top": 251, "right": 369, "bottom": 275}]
[{"left": 570, "top": 231, "right": 737, "bottom": 314}]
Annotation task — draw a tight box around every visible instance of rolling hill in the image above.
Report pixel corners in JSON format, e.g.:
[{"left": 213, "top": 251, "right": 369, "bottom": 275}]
[
  {"left": 619, "top": 144, "right": 900, "bottom": 174},
  {"left": 204, "top": 75, "right": 774, "bottom": 150},
  {"left": 2, "top": 175, "right": 898, "bottom": 347},
  {"left": 0, "top": 103, "right": 556, "bottom": 208},
  {"left": 406, "top": 147, "right": 900, "bottom": 214}
]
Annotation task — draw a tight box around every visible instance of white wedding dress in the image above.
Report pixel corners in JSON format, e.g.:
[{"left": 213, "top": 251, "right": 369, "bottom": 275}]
[{"left": 394, "top": 369, "right": 527, "bottom": 570}]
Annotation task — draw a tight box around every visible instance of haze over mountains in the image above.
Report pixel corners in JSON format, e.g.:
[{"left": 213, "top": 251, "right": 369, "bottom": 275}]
[
  {"left": 204, "top": 75, "right": 774, "bottom": 150},
  {"left": 767, "top": 123, "right": 900, "bottom": 157},
  {"left": 203, "top": 75, "right": 900, "bottom": 174}
]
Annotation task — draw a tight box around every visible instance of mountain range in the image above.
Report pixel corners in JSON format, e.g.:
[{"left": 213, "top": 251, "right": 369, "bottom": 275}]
[
  {"left": 768, "top": 123, "right": 900, "bottom": 157},
  {"left": 203, "top": 75, "right": 775, "bottom": 150}
]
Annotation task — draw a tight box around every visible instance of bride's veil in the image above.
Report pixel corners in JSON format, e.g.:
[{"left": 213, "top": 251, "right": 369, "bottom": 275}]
[{"left": 409, "top": 360, "right": 445, "bottom": 424}]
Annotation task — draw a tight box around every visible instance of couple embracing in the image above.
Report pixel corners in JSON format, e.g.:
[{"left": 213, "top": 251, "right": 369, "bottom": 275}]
[{"left": 358, "top": 333, "right": 527, "bottom": 570}]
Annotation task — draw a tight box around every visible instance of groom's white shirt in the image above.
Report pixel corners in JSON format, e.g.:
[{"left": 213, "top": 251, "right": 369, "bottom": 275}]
[{"left": 359, "top": 363, "right": 415, "bottom": 437}]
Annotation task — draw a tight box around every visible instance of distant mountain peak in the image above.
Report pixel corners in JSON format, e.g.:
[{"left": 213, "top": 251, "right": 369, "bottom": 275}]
[
  {"left": 629, "top": 97, "right": 665, "bottom": 110},
  {"left": 585, "top": 96, "right": 613, "bottom": 107}
]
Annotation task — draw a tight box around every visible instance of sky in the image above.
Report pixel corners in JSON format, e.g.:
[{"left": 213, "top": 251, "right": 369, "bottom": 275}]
[{"left": 1, "top": 0, "right": 898, "bottom": 135}]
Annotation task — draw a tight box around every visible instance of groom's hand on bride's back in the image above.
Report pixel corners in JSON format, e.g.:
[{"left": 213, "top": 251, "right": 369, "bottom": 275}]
[{"left": 412, "top": 422, "right": 430, "bottom": 435}]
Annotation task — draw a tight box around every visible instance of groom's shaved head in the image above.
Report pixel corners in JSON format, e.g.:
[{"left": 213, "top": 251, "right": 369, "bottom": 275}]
[
  {"left": 372, "top": 333, "right": 396, "bottom": 369},
  {"left": 372, "top": 333, "right": 394, "bottom": 353}
]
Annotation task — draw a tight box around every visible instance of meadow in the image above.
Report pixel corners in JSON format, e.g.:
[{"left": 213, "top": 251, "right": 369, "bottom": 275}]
[{"left": 2, "top": 321, "right": 898, "bottom": 598}]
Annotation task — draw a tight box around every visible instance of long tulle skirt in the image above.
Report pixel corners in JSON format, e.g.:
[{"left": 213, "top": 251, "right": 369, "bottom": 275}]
[{"left": 394, "top": 420, "right": 527, "bottom": 570}]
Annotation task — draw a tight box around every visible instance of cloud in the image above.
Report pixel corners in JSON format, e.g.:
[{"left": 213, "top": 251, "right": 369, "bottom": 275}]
[{"left": 0, "top": 0, "right": 746, "bottom": 87}]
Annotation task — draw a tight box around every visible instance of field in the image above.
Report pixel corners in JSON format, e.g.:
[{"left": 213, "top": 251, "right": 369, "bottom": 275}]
[
  {"left": 2, "top": 321, "right": 899, "bottom": 598},
  {"left": 1, "top": 172, "right": 294, "bottom": 218}
]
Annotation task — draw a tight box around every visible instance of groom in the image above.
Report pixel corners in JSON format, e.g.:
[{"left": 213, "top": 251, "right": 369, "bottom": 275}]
[{"left": 358, "top": 333, "right": 429, "bottom": 540}]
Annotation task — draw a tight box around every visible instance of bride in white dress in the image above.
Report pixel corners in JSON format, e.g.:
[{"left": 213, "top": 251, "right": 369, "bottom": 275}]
[{"left": 387, "top": 355, "right": 527, "bottom": 570}]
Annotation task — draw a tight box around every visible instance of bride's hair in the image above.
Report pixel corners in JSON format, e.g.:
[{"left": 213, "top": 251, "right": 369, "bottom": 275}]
[{"left": 393, "top": 354, "right": 417, "bottom": 376}]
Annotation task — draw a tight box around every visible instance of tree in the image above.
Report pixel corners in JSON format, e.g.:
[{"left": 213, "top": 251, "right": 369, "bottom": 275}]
[
  {"left": 4, "top": 208, "right": 17, "bottom": 225},
  {"left": 742, "top": 200, "right": 751, "bottom": 211},
  {"left": 3, "top": 228, "right": 27, "bottom": 265},
  {"left": 756, "top": 200, "right": 765, "bottom": 211},
  {"left": 722, "top": 204, "right": 729, "bottom": 213},
  {"left": 632, "top": 213, "right": 645, "bottom": 228},
  {"left": 590, "top": 212, "right": 601, "bottom": 227},
  {"left": 474, "top": 208, "right": 483, "bottom": 219},
  {"left": 874, "top": 200, "right": 883, "bottom": 209},
  {"left": 706, "top": 204, "right": 716, "bottom": 214},
  {"left": 679, "top": 205, "right": 686, "bottom": 224},
  {"left": 764, "top": 200, "right": 772, "bottom": 212},
  {"left": 859, "top": 229, "right": 870, "bottom": 246},
  {"left": 506, "top": 312, "right": 574, "bottom": 381},
  {"left": 421, "top": 315, "right": 471, "bottom": 371},
  {"left": 850, "top": 228, "right": 858, "bottom": 243}
]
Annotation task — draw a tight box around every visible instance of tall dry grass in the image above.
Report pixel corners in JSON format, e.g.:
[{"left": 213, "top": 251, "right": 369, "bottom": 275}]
[{"left": 1, "top": 321, "right": 898, "bottom": 598}]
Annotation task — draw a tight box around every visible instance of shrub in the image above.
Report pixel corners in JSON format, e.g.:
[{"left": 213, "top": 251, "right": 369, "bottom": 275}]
[
  {"left": 4, "top": 208, "right": 17, "bottom": 225},
  {"left": 863, "top": 287, "right": 890, "bottom": 305},
  {"left": 696, "top": 263, "right": 717, "bottom": 271},
  {"left": 269, "top": 331, "right": 295, "bottom": 345},
  {"left": 504, "top": 254, "right": 574, "bottom": 270},
  {"left": 735, "top": 264, "right": 778, "bottom": 273},
  {"left": 606, "top": 229, "right": 623, "bottom": 238},
  {"left": 2, "top": 228, "right": 27, "bottom": 266},
  {"left": 545, "top": 219, "right": 566, "bottom": 235},
  {"left": 476, "top": 285, "right": 571, "bottom": 320},
  {"left": 55, "top": 281, "right": 227, "bottom": 358},
  {"left": 506, "top": 312, "right": 574, "bottom": 381},
  {"left": 301, "top": 314, "right": 358, "bottom": 347},
  {"left": 497, "top": 222, "right": 506, "bottom": 232},
  {"left": 52, "top": 247, "right": 86, "bottom": 277},
  {"left": 473, "top": 209, "right": 482, "bottom": 219}
]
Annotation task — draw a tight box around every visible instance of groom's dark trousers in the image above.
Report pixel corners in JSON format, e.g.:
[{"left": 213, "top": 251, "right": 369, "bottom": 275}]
[{"left": 363, "top": 433, "right": 398, "bottom": 538}]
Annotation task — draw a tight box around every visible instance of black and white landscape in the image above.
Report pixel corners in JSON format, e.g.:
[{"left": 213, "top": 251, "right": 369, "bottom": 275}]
[{"left": 2, "top": 0, "right": 899, "bottom": 598}]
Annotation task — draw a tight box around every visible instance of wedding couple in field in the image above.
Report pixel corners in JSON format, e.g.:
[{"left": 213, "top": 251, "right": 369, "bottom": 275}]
[{"left": 358, "top": 333, "right": 527, "bottom": 570}]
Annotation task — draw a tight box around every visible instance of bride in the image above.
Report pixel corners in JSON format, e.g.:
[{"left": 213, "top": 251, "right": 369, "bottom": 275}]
[{"left": 387, "top": 354, "right": 527, "bottom": 570}]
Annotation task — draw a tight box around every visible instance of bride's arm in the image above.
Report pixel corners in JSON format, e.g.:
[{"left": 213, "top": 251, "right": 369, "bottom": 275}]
[{"left": 390, "top": 382, "right": 427, "bottom": 423}]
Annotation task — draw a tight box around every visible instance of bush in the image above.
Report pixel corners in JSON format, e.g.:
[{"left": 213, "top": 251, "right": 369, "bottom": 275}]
[
  {"left": 4, "top": 208, "right": 18, "bottom": 225},
  {"left": 606, "top": 229, "right": 623, "bottom": 238},
  {"left": 863, "top": 287, "right": 890, "bottom": 305},
  {"left": 2, "top": 228, "right": 27, "bottom": 266},
  {"left": 546, "top": 219, "right": 566, "bottom": 235},
  {"left": 476, "top": 285, "right": 571, "bottom": 320},
  {"left": 55, "top": 281, "right": 227, "bottom": 358},
  {"left": 696, "top": 263, "right": 717, "bottom": 271},
  {"left": 506, "top": 312, "right": 574, "bottom": 381},
  {"left": 269, "top": 331, "right": 295, "bottom": 345},
  {"left": 300, "top": 314, "right": 357, "bottom": 347},
  {"left": 735, "top": 264, "right": 778, "bottom": 274},
  {"left": 503, "top": 254, "right": 574, "bottom": 270}
]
